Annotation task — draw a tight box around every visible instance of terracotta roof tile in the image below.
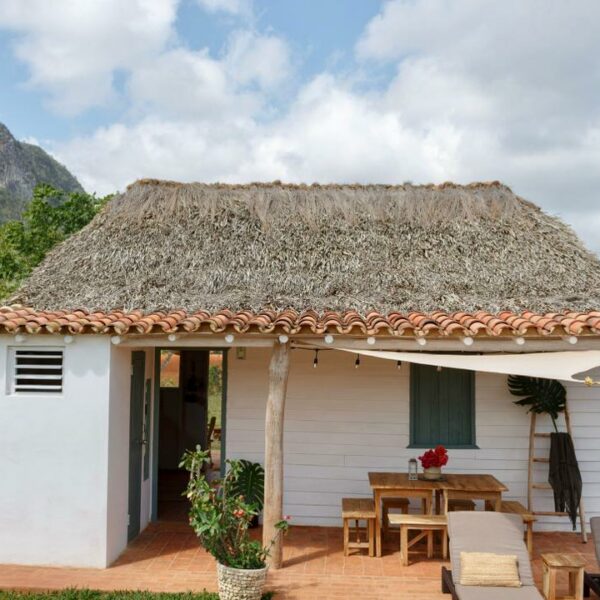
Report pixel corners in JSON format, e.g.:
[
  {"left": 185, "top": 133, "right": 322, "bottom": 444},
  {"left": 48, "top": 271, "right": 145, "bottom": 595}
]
[{"left": 2, "top": 306, "right": 600, "bottom": 339}]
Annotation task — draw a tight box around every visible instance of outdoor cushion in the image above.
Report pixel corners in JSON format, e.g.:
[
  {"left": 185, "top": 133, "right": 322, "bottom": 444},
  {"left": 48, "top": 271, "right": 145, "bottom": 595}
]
[
  {"left": 460, "top": 552, "right": 521, "bottom": 587},
  {"left": 447, "top": 512, "right": 534, "bottom": 587},
  {"left": 454, "top": 584, "right": 542, "bottom": 600},
  {"left": 591, "top": 516, "right": 600, "bottom": 560}
]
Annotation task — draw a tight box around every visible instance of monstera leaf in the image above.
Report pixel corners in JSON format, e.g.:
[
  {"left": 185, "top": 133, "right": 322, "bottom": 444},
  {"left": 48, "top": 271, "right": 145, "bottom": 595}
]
[
  {"left": 508, "top": 375, "right": 566, "bottom": 432},
  {"left": 230, "top": 460, "right": 265, "bottom": 512}
]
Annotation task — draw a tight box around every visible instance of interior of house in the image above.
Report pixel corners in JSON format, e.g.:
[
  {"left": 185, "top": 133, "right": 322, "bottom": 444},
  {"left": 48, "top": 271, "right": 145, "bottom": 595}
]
[{"left": 157, "top": 349, "right": 223, "bottom": 521}]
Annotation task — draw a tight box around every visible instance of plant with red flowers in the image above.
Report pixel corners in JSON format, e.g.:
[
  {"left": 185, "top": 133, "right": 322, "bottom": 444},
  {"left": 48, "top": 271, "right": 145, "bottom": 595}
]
[
  {"left": 418, "top": 445, "right": 449, "bottom": 469},
  {"left": 180, "top": 447, "right": 290, "bottom": 569}
]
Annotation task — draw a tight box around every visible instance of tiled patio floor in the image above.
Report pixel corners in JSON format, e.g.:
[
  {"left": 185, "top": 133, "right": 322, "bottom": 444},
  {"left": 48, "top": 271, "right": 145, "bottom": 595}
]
[{"left": 0, "top": 522, "right": 596, "bottom": 600}]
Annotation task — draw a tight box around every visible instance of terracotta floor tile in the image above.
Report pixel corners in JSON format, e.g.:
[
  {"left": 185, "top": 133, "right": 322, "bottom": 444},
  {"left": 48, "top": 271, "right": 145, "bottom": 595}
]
[{"left": 0, "top": 524, "right": 596, "bottom": 599}]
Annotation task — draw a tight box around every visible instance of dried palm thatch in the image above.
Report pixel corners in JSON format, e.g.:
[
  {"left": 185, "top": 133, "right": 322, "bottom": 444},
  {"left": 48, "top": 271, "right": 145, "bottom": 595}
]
[{"left": 11, "top": 179, "right": 600, "bottom": 313}]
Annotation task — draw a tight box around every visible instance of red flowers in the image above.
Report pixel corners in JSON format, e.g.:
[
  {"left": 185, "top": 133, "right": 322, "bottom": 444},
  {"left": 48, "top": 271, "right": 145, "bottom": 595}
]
[
  {"left": 233, "top": 509, "right": 246, "bottom": 519},
  {"left": 418, "top": 445, "right": 449, "bottom": 469}
]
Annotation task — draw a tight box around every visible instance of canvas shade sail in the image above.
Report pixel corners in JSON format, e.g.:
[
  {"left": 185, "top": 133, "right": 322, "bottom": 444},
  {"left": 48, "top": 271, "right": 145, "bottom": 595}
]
[{"left": 324, "top": 349, "right": 600, "bottom": 383}]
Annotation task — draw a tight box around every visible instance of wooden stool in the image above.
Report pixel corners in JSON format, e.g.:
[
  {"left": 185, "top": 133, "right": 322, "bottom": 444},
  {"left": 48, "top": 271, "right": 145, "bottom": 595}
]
[
  {"left": 541, "top": 553, "right": 585, "bottom": 600},
  {"left": 448, "top": 499, "right": 476, "bottom": 511},
  {"left": 342, "top": 498, "right": 375, "bottom": 557},
  {"left": 388, "top": 514, "right": 448, "bottom": 566},
  {"left": 382, "top": 497, "right": 409, "bottom": 536}
]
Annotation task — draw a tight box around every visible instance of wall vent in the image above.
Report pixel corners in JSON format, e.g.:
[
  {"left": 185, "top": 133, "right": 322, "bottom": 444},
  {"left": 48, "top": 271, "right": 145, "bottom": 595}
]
[{"left": 11, "top": 349, "right": 64, "bottom": 394}]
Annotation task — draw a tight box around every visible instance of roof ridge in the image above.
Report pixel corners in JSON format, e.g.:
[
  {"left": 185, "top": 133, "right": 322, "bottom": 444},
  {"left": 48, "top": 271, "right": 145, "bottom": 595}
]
[{"left": 128, "top": 178, "right": 511, "bottom": 192}]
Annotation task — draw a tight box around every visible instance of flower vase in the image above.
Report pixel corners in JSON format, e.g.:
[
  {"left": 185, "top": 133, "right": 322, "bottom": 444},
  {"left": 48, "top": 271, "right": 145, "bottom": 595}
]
[{"left": 423, "top": 466, "right": 442, "bottom": 480}]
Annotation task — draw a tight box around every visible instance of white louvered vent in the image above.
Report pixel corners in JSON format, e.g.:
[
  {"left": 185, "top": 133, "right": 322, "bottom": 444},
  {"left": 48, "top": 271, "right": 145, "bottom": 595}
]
[{"left": 12, "top": 349, "right": 64, "bottom": 394}]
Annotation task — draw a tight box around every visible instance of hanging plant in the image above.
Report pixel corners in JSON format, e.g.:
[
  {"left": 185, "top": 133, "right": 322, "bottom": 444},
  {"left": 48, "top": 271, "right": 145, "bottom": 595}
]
[{"left": 508, "top": 375, "right": 566, "bottom": 432}]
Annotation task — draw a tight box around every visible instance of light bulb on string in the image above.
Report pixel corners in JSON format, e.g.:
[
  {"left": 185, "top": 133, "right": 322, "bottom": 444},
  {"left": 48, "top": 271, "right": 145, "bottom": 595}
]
[
  {"left": 396, "top": 360, "right": 402, "bottom": 370},
  {"left": 313, "top": 349, "right": 319, "bottom": 368},
  {"left": 355, "top": 354, "right": 361, "bottom": 369}
]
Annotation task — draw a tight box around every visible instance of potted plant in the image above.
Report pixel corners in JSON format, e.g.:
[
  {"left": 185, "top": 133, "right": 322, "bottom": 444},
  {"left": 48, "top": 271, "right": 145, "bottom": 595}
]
[
  {"left": 180, "top": 447, "right": 289, "bottom": 600},
  {"left": 418, "top": 445, "right": 449, "bottom": 480},
  {"left": 230, "top": 460, "right": 264, "bottom": 528}
]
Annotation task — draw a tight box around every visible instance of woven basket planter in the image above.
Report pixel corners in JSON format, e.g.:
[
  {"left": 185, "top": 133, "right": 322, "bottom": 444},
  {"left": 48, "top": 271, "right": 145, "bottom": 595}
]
[{"left": 217, "top": 562, "right": 268, "bottom": 600}]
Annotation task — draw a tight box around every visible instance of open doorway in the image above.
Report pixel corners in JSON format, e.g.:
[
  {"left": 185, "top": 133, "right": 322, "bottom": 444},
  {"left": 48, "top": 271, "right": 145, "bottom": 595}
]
[{"left": 156, "top": 349, "right": 224, "bottom": 521}]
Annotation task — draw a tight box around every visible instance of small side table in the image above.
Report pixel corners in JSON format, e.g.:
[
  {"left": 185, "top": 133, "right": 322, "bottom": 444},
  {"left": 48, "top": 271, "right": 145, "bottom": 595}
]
[{"left": 541, "top": 553, "right": 586, "bottom": 600}]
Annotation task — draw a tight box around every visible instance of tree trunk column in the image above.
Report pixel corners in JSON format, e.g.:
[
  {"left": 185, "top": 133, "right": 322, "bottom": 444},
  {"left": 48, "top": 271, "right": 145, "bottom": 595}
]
[{"left": 263, "top": 340, "right": 291, "bottom": 569}]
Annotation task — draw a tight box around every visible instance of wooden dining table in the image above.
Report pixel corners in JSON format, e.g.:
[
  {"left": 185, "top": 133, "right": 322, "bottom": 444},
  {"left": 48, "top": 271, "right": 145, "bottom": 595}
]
[{"left": 368, "top": 472, "right": 508, "bottom": 557}]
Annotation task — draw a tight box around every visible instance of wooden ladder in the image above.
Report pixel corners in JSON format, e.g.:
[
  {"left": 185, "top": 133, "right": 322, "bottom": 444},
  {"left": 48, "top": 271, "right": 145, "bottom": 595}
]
[{"left": 528, "top": 401, "right": 587, "bottom": 542}]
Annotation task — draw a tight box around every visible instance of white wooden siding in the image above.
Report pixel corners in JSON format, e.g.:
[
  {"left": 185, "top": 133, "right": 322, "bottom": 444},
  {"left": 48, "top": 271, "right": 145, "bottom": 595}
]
[{"left": 226, "top": 346, "right": 600, "bottom": 530}]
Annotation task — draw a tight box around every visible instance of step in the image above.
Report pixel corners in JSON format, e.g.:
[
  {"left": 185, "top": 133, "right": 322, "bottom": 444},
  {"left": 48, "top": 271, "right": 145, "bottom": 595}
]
[
  {"left": 532, "top": 511, "right": 569, "bottom": 517},
  {"left": 531, "top": 483, "right": 553, "bottom": 490}
]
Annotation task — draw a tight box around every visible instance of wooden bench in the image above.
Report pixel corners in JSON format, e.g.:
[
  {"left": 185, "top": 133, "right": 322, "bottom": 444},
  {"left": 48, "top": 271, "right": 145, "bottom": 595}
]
[
  {"left": 382, "top": 497, "right": 409, "bottom": 536},
  {"left": 485, "top": 500, "right": 537, "bottom": 555},
  {"left": 388, "top": 513, "right": 448, "bottom": 566},
  {"left": 448, "top": 499, "right": 476, "bottom": 511},
  {"left": 342, "top": 498, "right": 375, "bottom": 557}
]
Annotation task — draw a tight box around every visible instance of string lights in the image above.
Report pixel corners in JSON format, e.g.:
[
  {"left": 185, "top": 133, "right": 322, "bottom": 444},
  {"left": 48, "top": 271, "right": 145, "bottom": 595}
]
[
  {"left": 313, "top": 349, "right": 319, "bottom": 368},
  {"left": 355, "top": 354, "right": 361, "bottom": 369}
]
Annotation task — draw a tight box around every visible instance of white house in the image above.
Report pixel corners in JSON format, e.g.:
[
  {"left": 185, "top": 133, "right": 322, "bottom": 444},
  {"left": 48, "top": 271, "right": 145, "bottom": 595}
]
[{"left": 1, "top": 180, "right": 599, "bottom": 568}]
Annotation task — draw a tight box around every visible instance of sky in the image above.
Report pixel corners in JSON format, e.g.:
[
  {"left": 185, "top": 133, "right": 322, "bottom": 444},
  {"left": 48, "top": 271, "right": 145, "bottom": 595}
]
[{"left": 0, "top": 0, "right": 599, "bottom": 253}]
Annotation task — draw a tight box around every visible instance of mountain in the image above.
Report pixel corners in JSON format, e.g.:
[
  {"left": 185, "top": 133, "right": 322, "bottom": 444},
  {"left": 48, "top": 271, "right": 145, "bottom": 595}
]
[{"left": 0, "top": 122, "right": 84, "bottom": 222}]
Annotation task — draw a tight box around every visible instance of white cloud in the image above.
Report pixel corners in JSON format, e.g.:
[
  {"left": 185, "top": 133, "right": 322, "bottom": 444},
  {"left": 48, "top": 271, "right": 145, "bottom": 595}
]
[
  {"left": 7, "top": 0, "right": 597, "bottom": 253},
  {"left": 224, "top": 30, "right": 291, "bottom": 89},
  {"left": 128, "top": 47, "right": 259, "bottom": 118},
  {"left": 0, "top": 0, "right": 179, "bottom": 115},
  {"left": 195, "top": 0, "right": 252, "bottom": 17}
]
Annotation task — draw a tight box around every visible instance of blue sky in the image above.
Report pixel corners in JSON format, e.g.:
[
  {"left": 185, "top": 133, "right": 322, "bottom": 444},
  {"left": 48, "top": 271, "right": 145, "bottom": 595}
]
[{"left": 0, "top": 0, "right": 599, "bottom": 253}]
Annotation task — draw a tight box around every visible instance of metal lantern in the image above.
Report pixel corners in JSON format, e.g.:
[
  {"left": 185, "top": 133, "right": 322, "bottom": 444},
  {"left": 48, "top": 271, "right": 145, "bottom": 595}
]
[{"left": 408, "top": 457, "right": 418, "bottom": 480}]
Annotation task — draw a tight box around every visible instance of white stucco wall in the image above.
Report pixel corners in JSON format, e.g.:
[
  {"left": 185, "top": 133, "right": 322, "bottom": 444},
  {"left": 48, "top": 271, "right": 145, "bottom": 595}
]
[
  {"left": 226, "top": 346, "right": 600, "bottom": 531},
  {"left": 0, "top": 336, "right": 155, "bottom": 568},
  {"left": 0, "top": 335, "right": 112, "bottom": 567},
  {"left": 106, "top": 346, "right": 155, "bottom": 565}
]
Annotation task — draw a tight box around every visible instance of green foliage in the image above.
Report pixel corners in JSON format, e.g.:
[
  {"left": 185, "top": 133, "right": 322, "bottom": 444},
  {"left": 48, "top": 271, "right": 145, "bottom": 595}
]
[
  {"left": 0, "top": 184, "right": 109, "bottom": 299},
  {"left": 230, "top": 460, "right": 265, "bottom": 513},
  {"left": 207, "top": 360, "right": 223, "bottom": 428},
  {"left": 0, "top": 589, "right": 274, "bottom": 600},
  {"left": 508, "top": 375, "right": 567, "bottom": 432},
  {"left": 208, "top": 363, "right": 222, "bottom": 398},
  {"left": 180, "top": 448, "right": 289, "bottom": 570}
]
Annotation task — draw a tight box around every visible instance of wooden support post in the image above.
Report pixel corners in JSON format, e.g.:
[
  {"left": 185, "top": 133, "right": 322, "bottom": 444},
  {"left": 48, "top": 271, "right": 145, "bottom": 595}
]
[{"left": 263, "top": 340, "right": 290, "bottom": 569}]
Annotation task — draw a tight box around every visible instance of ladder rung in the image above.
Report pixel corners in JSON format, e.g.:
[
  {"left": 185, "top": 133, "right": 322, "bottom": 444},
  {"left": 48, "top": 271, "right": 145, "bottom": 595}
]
[
  {"left": 534, "top": 433, "right": 551, "bottom": 438},
  {"left": 533, "top": 511, "right": 568, "bottom": 517},
  {"left": 532, "top": 457, "right": 550, "bottom": 463},
  {"left": 532, "top": 483, "right": 553, "bottom": 490}
]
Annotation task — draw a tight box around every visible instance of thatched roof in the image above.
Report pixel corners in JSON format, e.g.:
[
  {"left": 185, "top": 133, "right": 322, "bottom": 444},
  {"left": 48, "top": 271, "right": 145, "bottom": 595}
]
[{"left": 10, "top": 180, "right": 600, "bottom": 314}]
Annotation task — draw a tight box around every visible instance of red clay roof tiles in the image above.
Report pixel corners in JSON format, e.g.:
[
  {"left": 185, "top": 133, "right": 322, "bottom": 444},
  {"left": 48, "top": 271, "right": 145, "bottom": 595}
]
[{"left": 1, "top": 306, "right": 600, "bottom": 338}]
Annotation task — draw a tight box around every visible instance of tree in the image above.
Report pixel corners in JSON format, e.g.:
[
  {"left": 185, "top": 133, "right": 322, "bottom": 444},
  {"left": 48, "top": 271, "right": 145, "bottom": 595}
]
[{"left": 0, "top": 184, "right": 109, "bottom": 300}]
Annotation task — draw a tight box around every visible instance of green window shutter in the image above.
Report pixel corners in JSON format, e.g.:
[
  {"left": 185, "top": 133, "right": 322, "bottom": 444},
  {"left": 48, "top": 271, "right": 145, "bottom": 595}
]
[{"left": 409, "top": 364, "right": 476, "bottom": 448}]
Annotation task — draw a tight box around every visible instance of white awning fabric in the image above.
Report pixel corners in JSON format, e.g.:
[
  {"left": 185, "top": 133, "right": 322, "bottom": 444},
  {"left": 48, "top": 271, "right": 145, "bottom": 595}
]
[{"left": 331, "top": 349, "right": 600, "bottom": 383}]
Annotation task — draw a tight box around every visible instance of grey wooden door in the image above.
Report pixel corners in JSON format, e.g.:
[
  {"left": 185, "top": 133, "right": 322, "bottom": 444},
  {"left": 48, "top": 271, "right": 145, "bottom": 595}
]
[{"left": 128, "top": 351, "right": 146, "bottom": 541}]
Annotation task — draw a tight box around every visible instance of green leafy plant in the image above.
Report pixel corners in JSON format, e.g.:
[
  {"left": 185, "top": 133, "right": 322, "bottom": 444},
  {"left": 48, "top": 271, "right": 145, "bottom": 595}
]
[
  {"left": 180, "top": 448, "right": 289, "bottom": 570},
  {"left": 508, "top": 375, "right": 567, "bottom": 432},
  {"left": 230, "top": 460, "right": 265, "bottom": 513},
  {"left": 0, "top": 184, "right": 109, "bottom": 299}
]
